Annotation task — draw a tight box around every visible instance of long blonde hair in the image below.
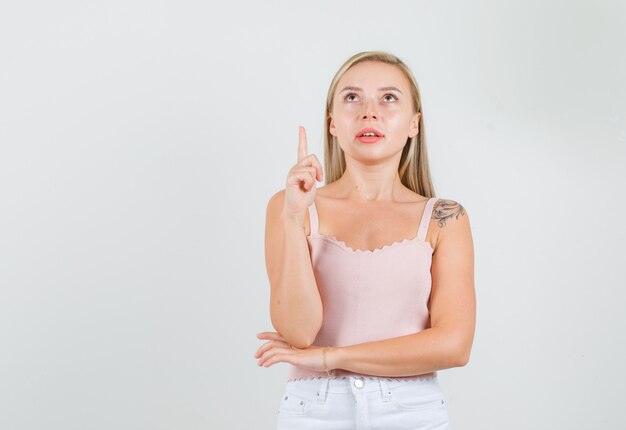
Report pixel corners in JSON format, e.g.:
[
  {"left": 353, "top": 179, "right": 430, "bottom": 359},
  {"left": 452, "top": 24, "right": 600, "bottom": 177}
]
[{"left": 323, "top": 51, "right": 436, "bottom": 198}]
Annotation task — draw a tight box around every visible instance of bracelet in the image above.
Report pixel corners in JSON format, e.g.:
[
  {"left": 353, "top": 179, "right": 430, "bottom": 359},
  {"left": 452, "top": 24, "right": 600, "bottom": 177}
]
[{"left": 323, "top": 346, "right": 334, "bottom": 377}]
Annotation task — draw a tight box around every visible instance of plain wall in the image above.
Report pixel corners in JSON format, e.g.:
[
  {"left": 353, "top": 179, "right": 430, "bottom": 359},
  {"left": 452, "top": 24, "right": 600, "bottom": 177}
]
[{"left": 1, "top": 0, "right": 625, "bottom": 428}]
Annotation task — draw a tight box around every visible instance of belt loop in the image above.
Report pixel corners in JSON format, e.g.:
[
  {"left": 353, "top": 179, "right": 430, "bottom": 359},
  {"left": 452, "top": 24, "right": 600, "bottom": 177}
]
[
  {"left": 378, "top": 378, "right": 392, "bottom": 402},
  {"left": 317, "top": 377, "right": 330, "bottom": 404}
]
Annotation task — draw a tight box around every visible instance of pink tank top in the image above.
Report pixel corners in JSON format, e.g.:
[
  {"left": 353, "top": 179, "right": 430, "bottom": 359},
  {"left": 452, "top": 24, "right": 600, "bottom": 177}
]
[{"left": 286, "top": 197, "right": 440, "bottom": 381}]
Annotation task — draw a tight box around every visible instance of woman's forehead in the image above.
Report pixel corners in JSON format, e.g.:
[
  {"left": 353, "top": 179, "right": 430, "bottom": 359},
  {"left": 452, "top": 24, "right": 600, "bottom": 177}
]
[{"left": 338, "top": 62, "right": 409, "bottom": 92}]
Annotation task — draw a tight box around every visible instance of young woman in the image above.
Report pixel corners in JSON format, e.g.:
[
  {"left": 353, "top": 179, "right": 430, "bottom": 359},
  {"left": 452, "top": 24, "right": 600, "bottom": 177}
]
[{"left": 255, "top": 51, "right": 475, "bottom": 429}]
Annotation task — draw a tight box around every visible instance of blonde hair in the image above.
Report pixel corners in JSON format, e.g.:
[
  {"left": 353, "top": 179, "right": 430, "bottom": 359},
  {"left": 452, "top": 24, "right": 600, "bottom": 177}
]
[{"left": 323, "top": 51, "right": 436, "bottom": 198}]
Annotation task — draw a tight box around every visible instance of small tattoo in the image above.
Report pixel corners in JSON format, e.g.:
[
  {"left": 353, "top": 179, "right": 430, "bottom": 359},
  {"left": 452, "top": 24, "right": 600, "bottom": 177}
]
[{"left": 433, "top": 199, "right": 465, "bottom": 228}]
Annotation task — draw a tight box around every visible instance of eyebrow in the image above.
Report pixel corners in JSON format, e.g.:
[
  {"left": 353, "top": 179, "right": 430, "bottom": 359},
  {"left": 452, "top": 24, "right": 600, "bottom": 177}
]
[{"left": 339, "top": 86, "right": 403, "bottom": 94}]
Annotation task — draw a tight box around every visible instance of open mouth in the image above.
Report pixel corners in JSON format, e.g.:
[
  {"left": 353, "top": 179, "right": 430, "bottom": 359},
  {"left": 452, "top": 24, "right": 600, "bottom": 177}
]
[{"left": 356, "top": 128, "right": 384, "bottom": 138}]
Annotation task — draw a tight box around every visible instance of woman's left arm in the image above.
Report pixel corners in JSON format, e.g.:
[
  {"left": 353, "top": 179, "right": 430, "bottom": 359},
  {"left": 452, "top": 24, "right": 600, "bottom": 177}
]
[{"left": 328, "top": 201, "right": 476, "bottom": 376}]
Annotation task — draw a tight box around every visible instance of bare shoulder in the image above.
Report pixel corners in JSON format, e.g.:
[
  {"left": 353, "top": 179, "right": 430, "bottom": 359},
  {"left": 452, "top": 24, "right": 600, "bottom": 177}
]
[
  {"left": 433, "top": 198, "right": 468, "bottom": 227},
  {"left": 431, "top": 198, "right": 472, "bottom": 250},
  {"left": 266, "top": 188, "right": 285, "bottom": 224},
  {"left": 266, "top": 189, "right": 286, "bottom": 233},
  {"left": 265, "top": 188, "right": 313, "bottom": 236},
  {"left": 267, "top": 188, "right": 285, "bottom": 208}
]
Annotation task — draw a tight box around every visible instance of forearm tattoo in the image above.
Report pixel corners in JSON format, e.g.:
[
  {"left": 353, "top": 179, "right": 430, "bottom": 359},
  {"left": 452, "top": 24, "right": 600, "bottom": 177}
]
[{"left": 433, "top": 199, "right": 466, "bottom": 228}]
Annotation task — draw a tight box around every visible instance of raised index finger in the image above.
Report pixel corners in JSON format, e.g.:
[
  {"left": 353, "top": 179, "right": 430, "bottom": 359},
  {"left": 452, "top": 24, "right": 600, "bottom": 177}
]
[{"left": 298, "top": 125, "right": 308, "bottom": 162}]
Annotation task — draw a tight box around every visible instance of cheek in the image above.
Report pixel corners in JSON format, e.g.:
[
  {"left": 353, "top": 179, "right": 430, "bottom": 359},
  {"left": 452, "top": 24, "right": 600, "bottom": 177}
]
[
  {"left": 331, "top": 113, "right": 352, "bottom": 132},
  {"left": 385, "top": 121, "right": 413, "bottom": 143},
  {"left": 342, "top": 103, "right": 361, "bottom": 112}
]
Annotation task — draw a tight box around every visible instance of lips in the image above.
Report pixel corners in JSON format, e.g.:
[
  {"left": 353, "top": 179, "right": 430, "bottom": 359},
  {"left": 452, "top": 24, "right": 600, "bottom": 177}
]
[{"left": 356, "top": 127, "right": 384, "bottom": 137}]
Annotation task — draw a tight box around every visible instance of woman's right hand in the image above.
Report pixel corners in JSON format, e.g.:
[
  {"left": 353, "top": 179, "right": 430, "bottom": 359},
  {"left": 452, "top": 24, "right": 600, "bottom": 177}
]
[{"left": 284, "top": 126, "right": 324, "bottom": 220}]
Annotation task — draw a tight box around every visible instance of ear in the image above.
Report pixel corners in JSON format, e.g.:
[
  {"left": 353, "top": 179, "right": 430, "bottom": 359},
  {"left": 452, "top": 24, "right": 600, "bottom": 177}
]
[
  {"left": 408, "top": 112, "right": 421, "bottom": 138},
  {"left": 329, "top": 114, "right": 336, "bottom": 137}
]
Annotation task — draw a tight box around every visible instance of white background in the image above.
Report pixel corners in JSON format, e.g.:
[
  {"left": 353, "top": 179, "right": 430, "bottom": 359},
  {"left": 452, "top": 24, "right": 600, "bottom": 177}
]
[{"left": 1, "top": 1, "right": 625, "bottom": 429}]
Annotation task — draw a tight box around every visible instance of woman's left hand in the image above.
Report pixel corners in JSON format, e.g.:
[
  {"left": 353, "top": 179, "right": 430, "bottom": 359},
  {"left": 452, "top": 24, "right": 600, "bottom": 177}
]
[{"left": 254, "top": 331, "right": 333, "bottom": 372}]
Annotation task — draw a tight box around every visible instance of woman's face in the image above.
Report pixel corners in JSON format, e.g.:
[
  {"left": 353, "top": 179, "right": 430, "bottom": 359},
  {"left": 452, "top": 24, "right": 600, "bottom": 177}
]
[{"left": 329, "top": 61, "right": 420, "bottom": 162}]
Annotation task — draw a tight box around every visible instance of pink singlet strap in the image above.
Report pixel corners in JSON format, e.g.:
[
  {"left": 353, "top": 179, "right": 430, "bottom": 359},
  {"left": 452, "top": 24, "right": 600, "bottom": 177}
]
[
  {"left": 307, "top": 200, "right": 319, "bottom": 235},
  {"left": 416, "top": 197, "right": 438, "bottom": 241}
]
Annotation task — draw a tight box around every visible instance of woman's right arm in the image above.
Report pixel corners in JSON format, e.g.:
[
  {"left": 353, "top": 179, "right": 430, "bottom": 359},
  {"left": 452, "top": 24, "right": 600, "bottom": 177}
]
[
  {"left": 264, "top": 126, "right": 324, "bottom": 349},
  {"left": 264, "top": 189, "right": 323, "bottom": 349}
]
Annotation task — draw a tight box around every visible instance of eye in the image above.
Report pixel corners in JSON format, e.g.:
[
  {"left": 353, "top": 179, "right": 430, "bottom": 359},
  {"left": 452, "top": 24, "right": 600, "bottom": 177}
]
[{"left": 343, "top": 93, "right": 398, "bottom": 102}]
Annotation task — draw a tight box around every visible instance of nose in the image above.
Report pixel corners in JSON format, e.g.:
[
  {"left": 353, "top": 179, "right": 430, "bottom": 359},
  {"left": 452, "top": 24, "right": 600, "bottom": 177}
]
[
  {"left": 362, "top": 111, "right": 378, "bottom": 120},
  {"left": 361, "top": 98, "right": 379, "bottom": 120}
]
